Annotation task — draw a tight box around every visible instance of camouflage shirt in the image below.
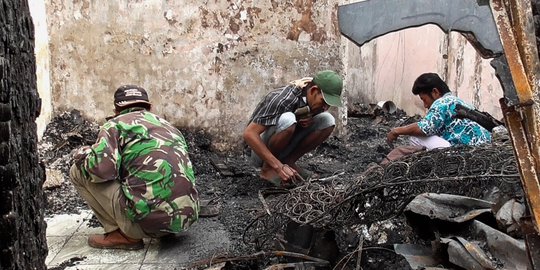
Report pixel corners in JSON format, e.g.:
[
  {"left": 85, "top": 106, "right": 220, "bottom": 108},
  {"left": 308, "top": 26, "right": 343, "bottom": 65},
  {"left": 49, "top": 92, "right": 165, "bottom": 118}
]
[{"left": 79, "top": 107, "right": 199, "bottom": 234}]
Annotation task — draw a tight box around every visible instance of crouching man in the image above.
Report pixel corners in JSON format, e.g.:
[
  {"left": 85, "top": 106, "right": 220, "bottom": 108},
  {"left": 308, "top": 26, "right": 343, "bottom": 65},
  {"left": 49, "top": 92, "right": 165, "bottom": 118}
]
[
  {"left": 243, "top": 70, "right": 344, "bottom": 186},
  {"left": 70, "top": 85, "right": 199, "bottom": 250}
]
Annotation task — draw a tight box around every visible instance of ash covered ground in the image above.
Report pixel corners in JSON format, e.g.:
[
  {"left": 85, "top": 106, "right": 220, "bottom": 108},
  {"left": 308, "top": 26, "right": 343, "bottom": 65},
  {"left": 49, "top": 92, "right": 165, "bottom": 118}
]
[{"left": 39, "top": 108, "right": 520, "bottom": 269}]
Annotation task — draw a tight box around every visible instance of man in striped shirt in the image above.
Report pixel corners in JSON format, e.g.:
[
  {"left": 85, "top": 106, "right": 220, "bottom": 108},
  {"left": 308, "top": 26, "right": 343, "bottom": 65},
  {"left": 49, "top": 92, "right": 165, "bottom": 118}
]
[{"left": 243, "top": 70, "right": 343, "bottom": 186}]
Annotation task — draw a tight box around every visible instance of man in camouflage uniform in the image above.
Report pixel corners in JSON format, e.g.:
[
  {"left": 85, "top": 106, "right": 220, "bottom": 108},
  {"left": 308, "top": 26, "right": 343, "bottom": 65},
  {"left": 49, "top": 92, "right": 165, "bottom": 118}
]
[{"left": 70, "top": 85, "right": 199, "bottom": 250}]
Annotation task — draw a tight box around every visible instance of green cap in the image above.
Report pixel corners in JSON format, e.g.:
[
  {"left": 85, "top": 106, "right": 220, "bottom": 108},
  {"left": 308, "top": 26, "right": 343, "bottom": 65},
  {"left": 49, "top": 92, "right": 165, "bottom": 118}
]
[{"left": 313, "top": 70, "right": 343, "bottom": 107}]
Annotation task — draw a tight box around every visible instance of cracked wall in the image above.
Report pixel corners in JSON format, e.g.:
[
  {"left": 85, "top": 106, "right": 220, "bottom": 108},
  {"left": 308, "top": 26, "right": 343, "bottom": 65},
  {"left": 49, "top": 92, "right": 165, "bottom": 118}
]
[
  {"left": 45, "top": 0, "right": 504, "bottom": 149},
  {"left": 45, "top": 0, "right": 342, "bottom": 150}
]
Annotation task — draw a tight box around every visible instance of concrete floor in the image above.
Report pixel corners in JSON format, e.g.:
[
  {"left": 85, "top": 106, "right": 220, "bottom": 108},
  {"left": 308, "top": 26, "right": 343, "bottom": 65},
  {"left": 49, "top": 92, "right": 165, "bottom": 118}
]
[{"left": 45, "top": 210, "right": 231, "bottom": 269}]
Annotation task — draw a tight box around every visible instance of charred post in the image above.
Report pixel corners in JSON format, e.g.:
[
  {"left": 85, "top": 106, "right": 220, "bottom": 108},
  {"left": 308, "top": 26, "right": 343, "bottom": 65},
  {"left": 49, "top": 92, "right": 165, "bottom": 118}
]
[{"left": 0, "top": 0, "right": 47, "bottom": 269}]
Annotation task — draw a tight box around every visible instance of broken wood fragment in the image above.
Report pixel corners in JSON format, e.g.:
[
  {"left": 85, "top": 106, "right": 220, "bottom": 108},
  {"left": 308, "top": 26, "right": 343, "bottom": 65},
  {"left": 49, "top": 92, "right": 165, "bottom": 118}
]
[
  {"left": 189, "top": 250, "right": 330, "bottom": 269},
  {"left": 210, "top": 156, "right": 234, "bottom": 176},
  {"left": 355, "top": 234, "right": 364, "bottom": 270}
]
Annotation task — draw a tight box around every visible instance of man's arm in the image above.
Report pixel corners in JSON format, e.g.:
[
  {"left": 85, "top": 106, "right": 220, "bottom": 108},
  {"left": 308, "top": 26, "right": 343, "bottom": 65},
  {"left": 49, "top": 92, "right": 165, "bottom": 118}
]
[
  {"left": 387, "top": 123, "right": 426, "bottom": 143},
  {"left": 243, "top": 122, "right": 296, "bottom": 181},
  {"left": 79, "top": 122, "right": 121, "bottom": 183}
]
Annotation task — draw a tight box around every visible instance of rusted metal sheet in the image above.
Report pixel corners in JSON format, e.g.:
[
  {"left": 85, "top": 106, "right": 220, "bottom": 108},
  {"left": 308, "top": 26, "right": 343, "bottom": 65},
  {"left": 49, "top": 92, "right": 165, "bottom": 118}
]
[
  {"left": 505, "top": 0, "right": 540, "bottom": 90},
  {"left": 505, "top": 0, "right": 540, "bottom": 198},
  {"left": 491, "top": 0, "right": 540, "bottom": 233},
  {"left": 490, "top": 56, "right": 520, "bottom": 105},
  {"left": 490, "top": 0, "right": 534, "bottom": 102},
  {"left": 500, "top": 99, "right": 540, "bottom": 233}
]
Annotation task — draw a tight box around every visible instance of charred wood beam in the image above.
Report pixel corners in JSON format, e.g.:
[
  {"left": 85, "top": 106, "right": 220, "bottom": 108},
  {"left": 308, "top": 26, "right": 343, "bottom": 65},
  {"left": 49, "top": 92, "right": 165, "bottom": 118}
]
[{"left": 0, "top": 0, "right": 47, "bottom": 269}]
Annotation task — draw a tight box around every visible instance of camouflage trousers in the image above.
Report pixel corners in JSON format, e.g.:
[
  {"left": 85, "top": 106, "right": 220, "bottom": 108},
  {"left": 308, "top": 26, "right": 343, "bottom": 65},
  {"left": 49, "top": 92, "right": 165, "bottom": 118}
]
[{"left": 69, "top": 164, "right": 149, "bottom": 239}]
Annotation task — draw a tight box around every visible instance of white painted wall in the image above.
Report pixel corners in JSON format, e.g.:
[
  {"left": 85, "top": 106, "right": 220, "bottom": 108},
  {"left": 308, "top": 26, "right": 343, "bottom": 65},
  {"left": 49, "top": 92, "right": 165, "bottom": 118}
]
[
  {"left": 29, "top": 0, "right": 53, "bottom": 140},
  {"left": 343, "top": 25, "right": 504, "bottom": 120},
  {"left": 446, "top": 32, "right": 503, "bottom": 118}
]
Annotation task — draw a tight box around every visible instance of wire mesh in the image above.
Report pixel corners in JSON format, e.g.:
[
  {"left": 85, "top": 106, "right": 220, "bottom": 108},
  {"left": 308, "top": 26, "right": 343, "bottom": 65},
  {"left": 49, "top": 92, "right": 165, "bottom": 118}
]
[{"left": 243, "top": 142, "right": 522, "bottom": 249}]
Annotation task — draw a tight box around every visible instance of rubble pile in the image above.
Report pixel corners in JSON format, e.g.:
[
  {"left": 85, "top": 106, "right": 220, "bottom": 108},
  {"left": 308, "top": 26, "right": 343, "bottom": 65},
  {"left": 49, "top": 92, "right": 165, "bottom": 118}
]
[
  {"left": 39, "top": 108, "right": 526, "bottom": 269},
  {"left": 39, "top": 109, "right": 99, "bottom": 178},
  {"left": 243, "top": 141, "right": 524, "bottom": 268},
  {"left": 255, "top": 142, "right": 520, "bottom": 227},
  {"left": 38, "top": 110, "right": 99, "bottom": 216}
]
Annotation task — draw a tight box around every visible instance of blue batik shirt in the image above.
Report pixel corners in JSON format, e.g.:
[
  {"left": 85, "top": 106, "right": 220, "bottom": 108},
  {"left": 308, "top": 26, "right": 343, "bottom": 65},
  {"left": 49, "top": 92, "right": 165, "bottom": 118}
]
[{"left": 417, "top": 93, "right": 492, "bottom": 146}]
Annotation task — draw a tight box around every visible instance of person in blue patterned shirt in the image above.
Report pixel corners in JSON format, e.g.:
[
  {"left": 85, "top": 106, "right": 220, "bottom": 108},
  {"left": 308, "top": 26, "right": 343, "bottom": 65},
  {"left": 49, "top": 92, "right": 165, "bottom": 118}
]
[{"left": 387, "top": 73, "right": 492, "bottom": 151}]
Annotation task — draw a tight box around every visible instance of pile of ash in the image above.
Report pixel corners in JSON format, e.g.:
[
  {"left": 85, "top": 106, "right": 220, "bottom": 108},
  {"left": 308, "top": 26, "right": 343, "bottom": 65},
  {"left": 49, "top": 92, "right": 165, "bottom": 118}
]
[
  {"left": 39, "top": 110, "right": 99, "bottom": 216},
  {"left": 39, "top": 109, "right": 99, "bottom": 177},
  {"left": 38, "top": 110, "right": 223, "bottom": 217},
  {"left": 40, "top": 107, "right": 519, "bottom": 269}
]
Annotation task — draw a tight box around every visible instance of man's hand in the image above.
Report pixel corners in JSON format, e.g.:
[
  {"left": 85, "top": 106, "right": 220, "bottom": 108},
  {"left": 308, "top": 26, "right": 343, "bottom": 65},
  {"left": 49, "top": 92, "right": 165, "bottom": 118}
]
[
  {"left": 277, "top": 164, "right": 299, "bottom": 182},
  {"left": 387, "top": 123, "right": 426, "bottom": 147},
  {"left": 294, "top": 106, "right": 313, "bottom": 128},
  {"left": 387, "top": 129, "right": 399, "bottom": 144},
  {"left": 72, "top": 146, "right": 91, "bottom": 167}
]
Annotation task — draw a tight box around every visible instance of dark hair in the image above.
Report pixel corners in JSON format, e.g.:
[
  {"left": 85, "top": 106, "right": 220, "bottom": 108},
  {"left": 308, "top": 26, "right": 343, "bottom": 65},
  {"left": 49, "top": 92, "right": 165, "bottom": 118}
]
[
  {"left": 411, "top": 73, "right": 450, "bottom": 95},
  {"left": 114, "top": 102, "right": 151, "bottom": 112},
  {"left": 304, "top": 81, "right": 316, "bottom": 90}
]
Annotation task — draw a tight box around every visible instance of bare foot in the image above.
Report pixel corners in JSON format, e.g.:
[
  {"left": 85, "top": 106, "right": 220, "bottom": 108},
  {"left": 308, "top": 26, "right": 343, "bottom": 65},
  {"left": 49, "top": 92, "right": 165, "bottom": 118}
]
[
  {"left": 259, "top": 162, "right": 279, "bottom": 181},
  {"left": 260, "top": 171, "right": 279, "bottom": 181}
]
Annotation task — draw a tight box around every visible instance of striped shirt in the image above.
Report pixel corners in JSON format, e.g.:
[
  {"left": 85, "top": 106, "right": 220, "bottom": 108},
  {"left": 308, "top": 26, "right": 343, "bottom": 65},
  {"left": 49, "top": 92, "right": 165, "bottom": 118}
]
[{"left": 248, "top": 85, "right": 307, "bottom": 126}]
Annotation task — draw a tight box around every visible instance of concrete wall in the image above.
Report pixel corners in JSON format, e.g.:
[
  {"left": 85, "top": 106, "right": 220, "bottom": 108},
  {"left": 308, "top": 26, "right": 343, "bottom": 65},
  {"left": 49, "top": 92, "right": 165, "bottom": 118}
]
[
  {"left": 45, "top": 0, "right": 343, "bottom": 150},
  {"left": 446, "top": 32, "right": 503, "bottom": 118},
  {"left": 44, "top": 0, "right": 505, "bottom": 149},
  {"left": 343, "top": 24, "right": 504, "bottom": 120}
]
